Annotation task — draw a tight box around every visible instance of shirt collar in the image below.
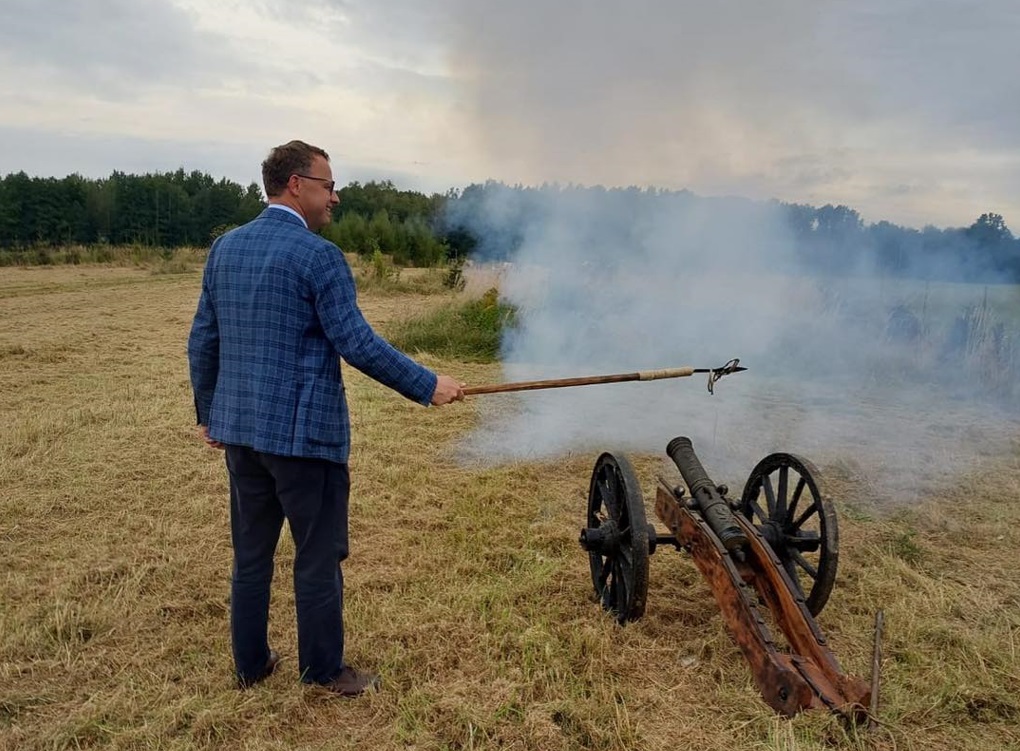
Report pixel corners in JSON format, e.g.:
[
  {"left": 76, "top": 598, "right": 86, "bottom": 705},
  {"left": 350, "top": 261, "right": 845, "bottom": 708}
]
[{"left": 266, "top": 203, "right": 308, "bottom": 228}]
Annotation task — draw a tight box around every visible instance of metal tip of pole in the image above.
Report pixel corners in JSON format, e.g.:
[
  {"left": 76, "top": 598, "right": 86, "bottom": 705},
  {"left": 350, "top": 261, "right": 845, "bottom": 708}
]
[{"left": 707, "top": 358, "right": 746, "bottom": 394}]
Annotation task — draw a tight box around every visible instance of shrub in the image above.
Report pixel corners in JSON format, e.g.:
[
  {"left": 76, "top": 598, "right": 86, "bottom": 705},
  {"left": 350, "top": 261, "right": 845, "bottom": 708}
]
[{"left": 386, "top": 287, "right": 516, "bottom": 363}]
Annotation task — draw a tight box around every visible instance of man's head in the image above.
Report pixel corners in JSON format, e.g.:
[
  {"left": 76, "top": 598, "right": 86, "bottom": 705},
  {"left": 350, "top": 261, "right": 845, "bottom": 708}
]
[{"left": 261, "top": 140, "right": 339, "bottom": 231}]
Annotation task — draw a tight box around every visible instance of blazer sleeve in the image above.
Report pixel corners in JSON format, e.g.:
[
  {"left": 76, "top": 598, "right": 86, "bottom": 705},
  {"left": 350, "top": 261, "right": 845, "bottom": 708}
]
[
  {"left": 187, "top": 254, "right": 221, "bottom": 424},
  {"left": 310, "top": 245, "right": 437, "bottom": 405}
]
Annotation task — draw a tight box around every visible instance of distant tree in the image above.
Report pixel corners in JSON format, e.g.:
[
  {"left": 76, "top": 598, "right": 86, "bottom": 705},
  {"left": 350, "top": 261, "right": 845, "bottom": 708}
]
[
  {"left": 336, "top": 180, "right": 444, "bottom": 224},
  {"left": 0, "top": 173, "right": 29, "bottom": 245},
  {"left": 868, "top": 220, "right": 922, "bottom": 276},
  {"left": 401, "top": 216, "right": 448, "bottom": 266},
  {"left": 966, "top": 213, "right": 1012, "bottom": 245},
  {"left": 325, "top": 212, "right": 371, "bottom": 254},
  {"left": 965, "top": 213, "right": 1018, "bottom": 279},
  {"left": 368, "top": 210, "right": 398, "bottom": 257}
]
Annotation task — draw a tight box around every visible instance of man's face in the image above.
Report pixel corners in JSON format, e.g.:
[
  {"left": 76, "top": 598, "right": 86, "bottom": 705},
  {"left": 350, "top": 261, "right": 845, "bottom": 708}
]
[{"left": 293, "top": 155, "right": 339, "bottom": 231}]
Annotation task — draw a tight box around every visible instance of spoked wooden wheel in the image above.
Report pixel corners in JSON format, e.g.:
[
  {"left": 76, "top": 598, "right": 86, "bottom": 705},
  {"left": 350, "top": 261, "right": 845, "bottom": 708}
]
[
  {"left": 578, "top": 452, "right": 650, "bottom": 623},
  {"left": 740, "top": 453, "right": 839, "bottom": 616}
]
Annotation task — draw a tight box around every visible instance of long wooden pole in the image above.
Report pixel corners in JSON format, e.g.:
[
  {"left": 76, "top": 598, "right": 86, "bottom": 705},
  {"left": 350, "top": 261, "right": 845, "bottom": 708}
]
[
  {"left": 869, "top": 609, "right": 885, "bottom": 731},
  {"left": 463, "top": 367, "right": 699, "bottom": 396}
]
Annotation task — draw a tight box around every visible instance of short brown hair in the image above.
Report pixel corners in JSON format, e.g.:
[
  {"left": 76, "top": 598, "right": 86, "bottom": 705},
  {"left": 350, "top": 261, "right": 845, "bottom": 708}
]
[{"left": 261, "top": 140, "right": 330, "bottom": 197}]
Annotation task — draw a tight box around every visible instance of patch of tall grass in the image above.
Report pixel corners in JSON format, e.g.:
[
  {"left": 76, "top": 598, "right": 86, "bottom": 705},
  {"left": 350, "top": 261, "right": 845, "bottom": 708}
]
[
  {"left": 349, "top": 250, "right": 445, "bottom": 296},
  {"left": 387, "top": 287, "right": 516, "bottom": 363},
  {"left": 879, "top": 296, "right": 1019, "bottom": 402},
  {"left": 0, "top": 244, "right": 208, "bottom": 270}
]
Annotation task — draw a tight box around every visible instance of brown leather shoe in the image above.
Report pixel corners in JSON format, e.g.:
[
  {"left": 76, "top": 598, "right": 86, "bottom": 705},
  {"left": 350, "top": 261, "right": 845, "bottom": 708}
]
[
  {"left": 237, "top": 650, "right": 281, "bottom": 689},
  {"left": 321, "top": 666, "right": 380, "bottom": 697}
]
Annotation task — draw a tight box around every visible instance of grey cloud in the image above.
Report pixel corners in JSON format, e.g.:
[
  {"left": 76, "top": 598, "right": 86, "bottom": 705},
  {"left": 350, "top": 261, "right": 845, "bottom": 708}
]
[
  {"left": 441, "top": 0, "right": 1020, "bottom": 224},
  {"left": 258, "top": 0, "right": 449, "bottom": 72},
  {"left": 236, "top": 0, "right": 453, "bottom": 97},
  {"left": 819, "top": 2, "right": 1020, "bottom": 143},
  {"left": 0, "top": 124, "right": 459, "bottom": 198},
  {"left": 0, "top": 0, "right": 258, "bottom": 98},
  {"left": 0, "top": 125, "right": 265, "bottom": 185},
  {"left": 323, "top": 0, "right": 451, "bottom": 65}
]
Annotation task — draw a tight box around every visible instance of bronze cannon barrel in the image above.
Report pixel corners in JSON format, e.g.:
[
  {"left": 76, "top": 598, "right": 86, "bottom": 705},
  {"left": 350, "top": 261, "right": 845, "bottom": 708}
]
[{"left": 666, "top": 436, "right": 747, "bottom": 551}]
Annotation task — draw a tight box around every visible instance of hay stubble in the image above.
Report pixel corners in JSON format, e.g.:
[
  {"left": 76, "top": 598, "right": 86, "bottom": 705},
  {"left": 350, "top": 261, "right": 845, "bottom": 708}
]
[{"left": 1, "top": 265, "right": 1018, "bottom": 750}]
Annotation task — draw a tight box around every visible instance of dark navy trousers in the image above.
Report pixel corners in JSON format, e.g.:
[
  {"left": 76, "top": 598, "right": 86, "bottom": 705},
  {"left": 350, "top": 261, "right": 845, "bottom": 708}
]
[{"left": 224, "top": 445, "right": 350, "bottom": 685}]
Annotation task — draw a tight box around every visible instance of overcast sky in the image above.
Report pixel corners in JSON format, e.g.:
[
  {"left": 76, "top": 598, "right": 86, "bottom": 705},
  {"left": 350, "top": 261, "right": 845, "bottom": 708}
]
[{"left": 1, "top": 0, "right": 1017, "bottom": 229}]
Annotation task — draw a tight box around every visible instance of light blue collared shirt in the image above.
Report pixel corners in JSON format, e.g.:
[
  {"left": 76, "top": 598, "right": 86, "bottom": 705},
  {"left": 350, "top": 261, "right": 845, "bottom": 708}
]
[{"left": 266, "top": 203, "right": 308, "bottom": 228}]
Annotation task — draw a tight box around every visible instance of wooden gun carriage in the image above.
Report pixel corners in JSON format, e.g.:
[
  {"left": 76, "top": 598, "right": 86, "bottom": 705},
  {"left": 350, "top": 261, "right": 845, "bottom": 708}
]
[{"left": 578, "top": 437, "right": 873, "bottom": 721}]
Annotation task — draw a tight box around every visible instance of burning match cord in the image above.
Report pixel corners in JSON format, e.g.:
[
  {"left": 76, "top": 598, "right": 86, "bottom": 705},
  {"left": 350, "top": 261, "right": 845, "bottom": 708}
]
[{"left": 462, "top": 359, "right": 746, "bottom": 397}]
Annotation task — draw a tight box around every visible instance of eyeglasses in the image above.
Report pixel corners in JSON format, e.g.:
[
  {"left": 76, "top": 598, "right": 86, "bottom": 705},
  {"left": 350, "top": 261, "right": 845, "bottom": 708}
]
[{"left": 293, "top": 174, "right": 336, "bottom": 192}]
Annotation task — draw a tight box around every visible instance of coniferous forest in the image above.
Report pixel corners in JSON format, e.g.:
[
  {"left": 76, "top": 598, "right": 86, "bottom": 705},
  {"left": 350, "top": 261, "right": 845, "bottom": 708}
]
[{"left": 0, "top": 170, "right": 1017, "bottom": 283}]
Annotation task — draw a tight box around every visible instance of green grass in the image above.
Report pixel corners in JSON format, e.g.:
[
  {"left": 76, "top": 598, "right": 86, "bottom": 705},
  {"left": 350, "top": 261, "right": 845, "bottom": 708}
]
[{"left": 387, "top": 287, "right": 517, "bottom": 363}]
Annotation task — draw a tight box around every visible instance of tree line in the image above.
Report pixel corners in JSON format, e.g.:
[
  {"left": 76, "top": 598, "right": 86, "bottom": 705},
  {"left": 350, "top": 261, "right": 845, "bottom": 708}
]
[
  {"left": 0, "top": 171, "right": 460, "bottom": 267},
  {"left": 445, "top": 182, "right": 1020, "bottom": 283},
  {"left": 785, "top": 202, "right": 1019, "bottom": 283},
  {"left": 0, "top": 170, "right": 265, "bottom": 248},
  {"left": 1, "top": 171, "right": 1017, "bottom": 282}
]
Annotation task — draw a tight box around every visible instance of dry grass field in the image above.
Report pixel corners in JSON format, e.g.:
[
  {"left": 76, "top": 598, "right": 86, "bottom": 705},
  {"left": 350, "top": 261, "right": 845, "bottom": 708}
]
[{"left": 2, "top": 262, "right": 1019, "bottom": 751}]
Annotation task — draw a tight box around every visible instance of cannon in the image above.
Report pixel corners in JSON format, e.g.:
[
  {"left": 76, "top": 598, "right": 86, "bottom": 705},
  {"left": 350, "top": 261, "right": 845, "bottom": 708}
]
[{"left": 578, "top": 437, "right": 873, "bottom": 721}]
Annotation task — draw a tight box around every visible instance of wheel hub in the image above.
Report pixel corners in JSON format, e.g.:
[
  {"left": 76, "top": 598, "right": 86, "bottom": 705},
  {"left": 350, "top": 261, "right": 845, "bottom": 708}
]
[
  {"left": 579, "top": 520, "right": 621, "bottom": 555},
  {"left": 758, "top": 520, "right": 785, "bottom": 551}
]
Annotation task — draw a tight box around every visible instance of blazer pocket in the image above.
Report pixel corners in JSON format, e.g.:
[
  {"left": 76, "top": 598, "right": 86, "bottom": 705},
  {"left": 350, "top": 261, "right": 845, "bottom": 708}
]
[{"left": 300, "top": 379, "right": 344, "bottom": 446}]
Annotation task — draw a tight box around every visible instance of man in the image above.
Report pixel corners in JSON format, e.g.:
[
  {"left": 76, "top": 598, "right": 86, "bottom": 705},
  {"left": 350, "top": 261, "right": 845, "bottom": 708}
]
[{"left": 188, "top": 140, "right": 464, "bottom": 696}]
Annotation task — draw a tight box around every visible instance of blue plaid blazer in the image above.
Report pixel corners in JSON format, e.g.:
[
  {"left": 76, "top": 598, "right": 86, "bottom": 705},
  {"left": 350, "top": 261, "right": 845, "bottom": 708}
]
[{"left": 188, "top": 207, "right": 437, "bottom": 463}]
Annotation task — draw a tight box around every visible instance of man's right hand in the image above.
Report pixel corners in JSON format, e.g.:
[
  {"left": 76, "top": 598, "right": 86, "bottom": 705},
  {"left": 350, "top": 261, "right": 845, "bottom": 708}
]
[{"left": 431, "top": 374, "right": 465, "bottom": 405}]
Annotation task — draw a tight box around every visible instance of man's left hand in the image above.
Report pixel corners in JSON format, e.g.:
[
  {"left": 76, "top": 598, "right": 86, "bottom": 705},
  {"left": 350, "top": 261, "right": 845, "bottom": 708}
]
[{"left": 198, "top": 424, "right": 224, "bottom": 450}]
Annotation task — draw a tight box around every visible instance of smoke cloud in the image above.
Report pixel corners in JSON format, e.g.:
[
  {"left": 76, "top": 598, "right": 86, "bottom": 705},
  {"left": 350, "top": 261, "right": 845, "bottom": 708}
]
[
  {"left": 440, "top": 3, "right": 1020, "bottom": 501},
  {"left": 450, "top": 185, "right": 1018, "bottom": 503}
]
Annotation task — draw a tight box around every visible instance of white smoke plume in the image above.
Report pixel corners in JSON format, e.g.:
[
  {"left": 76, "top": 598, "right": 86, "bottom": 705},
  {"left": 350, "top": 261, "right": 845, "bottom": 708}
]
[
  {"left": 451, "top": 186, "right": 1018, "bottom": 503},
  {"left": 441, "top": 2, "right": 1020, "bottom": 501}
]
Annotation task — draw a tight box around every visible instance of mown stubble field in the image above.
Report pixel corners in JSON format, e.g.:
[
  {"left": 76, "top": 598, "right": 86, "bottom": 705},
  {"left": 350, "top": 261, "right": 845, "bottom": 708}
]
[{"left": 1, "top": 264, "right": 1019, "bottom": 751}]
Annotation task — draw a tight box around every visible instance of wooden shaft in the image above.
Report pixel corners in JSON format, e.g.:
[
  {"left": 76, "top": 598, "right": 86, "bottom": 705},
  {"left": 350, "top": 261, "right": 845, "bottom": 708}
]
[
  {"left": 869, "top": 609, "right": 885, "bottom": 730},
  {"left": 462, "top": 366, "right": 696, "bottom": 396}
]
